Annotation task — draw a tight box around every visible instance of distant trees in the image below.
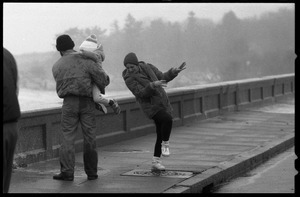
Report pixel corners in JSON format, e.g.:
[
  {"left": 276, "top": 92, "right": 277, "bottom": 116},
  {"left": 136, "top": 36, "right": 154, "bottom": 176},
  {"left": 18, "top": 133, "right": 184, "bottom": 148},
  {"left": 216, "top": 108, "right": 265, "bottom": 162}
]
[
  {"left": 214, "top": 11, "right": 250, "bottom": 81},
  {"left": 16, "top": 7, "right": 294, "bottom": 92}
]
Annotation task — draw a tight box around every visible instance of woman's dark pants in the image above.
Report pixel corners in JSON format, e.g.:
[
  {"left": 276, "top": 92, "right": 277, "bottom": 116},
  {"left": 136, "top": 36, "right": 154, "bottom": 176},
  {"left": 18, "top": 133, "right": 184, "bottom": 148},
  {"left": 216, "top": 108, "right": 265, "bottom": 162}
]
[{"left": 152, "top": 110, "right": 173, "bottom": 157}]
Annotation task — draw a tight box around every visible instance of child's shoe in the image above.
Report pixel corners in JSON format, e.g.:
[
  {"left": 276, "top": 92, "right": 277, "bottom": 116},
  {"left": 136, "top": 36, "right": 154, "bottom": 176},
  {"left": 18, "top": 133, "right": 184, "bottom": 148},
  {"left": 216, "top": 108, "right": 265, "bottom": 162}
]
[
  {"left": 109, "top": 99, "right": 121, "bottom": 114},
  {"left": 95, "top": 103, "right": 107, "bottom": 114},
  {"left": 161, "top": 141, "right": 170, "bottom": 157}
]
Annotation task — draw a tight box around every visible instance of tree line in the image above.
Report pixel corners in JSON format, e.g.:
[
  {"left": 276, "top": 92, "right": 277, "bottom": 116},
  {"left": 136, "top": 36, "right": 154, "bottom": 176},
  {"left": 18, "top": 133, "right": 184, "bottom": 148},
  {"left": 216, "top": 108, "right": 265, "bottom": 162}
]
[{"left": 16, "top": 7, "right": 295, "bottom": 92}]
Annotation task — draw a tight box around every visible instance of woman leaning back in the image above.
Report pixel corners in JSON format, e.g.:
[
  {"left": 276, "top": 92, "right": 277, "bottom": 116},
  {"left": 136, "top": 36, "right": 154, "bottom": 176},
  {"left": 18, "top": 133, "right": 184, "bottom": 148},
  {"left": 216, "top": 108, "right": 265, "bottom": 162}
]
[{"left": 122, "top": 52, "right": 186, "bottom": 172}]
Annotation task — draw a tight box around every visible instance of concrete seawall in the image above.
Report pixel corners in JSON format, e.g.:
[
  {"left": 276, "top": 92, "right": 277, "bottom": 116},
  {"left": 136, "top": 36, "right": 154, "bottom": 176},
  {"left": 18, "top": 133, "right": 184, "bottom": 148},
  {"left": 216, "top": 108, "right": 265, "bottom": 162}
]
[{"left": 14, "top": 74, "right": 294, "bottom": 165}]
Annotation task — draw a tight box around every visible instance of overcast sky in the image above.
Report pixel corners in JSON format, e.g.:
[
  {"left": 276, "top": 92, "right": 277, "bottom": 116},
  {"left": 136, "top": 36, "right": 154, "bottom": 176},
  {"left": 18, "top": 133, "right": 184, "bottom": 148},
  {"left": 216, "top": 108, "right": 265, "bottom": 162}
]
[{"left": 3, "top": 2, "right": 294, "bottom": 55}]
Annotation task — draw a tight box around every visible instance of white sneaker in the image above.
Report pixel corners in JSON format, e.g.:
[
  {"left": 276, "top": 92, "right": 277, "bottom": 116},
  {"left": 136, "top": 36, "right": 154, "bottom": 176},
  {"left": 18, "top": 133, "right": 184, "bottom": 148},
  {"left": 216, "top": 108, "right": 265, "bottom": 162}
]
[
  {"left": 161, "top": 141, "right": 170, "bottom": 157},
  {"left": 151, "top": 157, "right": 165, "bottom": 171}
]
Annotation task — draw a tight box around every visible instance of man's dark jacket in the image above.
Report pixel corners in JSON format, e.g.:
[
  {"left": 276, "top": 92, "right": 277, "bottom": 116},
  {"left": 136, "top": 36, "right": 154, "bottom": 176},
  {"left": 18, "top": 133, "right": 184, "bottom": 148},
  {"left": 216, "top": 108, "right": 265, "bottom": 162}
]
[{"left": 3, "top": 48, "right": 21, "bottom": 123}]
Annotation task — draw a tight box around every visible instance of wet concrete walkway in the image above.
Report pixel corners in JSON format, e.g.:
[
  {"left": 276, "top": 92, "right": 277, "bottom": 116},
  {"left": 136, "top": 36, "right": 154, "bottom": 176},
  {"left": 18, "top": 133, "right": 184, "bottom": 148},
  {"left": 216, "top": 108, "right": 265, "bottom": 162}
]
[{"left": 9, "top": 97, "right": 294, "bottom": 193}]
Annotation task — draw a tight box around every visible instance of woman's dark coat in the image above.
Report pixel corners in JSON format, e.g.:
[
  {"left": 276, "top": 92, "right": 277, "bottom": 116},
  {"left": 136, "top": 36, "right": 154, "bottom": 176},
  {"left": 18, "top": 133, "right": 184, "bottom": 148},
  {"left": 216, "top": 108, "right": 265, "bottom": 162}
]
[{"left": 122, "top": 62, "right": 178, "bottom": 119}]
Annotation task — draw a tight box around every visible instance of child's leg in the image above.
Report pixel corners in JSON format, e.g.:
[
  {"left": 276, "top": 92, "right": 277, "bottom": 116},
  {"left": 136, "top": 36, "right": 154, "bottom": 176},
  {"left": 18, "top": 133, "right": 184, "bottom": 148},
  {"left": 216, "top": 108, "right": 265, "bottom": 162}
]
[
  {"left": 92, "top": 84, "right": 121, "bottom": 115},
  {"left": 92, "top": 84, "right": 109, "bottom": 105},
  {"left": 92, "top": 84, "right": 109, "bottom": 114}
]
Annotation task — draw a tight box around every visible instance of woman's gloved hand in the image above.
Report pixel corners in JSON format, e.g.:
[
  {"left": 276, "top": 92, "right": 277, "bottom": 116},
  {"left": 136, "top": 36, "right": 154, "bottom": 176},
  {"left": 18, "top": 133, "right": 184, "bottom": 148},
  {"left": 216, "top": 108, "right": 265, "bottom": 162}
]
[{"left": 172, "top": 62, "right": 187, "bottom": 75}]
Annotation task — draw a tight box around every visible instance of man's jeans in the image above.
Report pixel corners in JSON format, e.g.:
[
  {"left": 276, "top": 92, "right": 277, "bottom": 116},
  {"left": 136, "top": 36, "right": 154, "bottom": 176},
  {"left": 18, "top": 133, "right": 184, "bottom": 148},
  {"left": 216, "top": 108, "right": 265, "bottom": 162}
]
[{"left": 59, "top": 96, "right": 98, "bottom": 176}]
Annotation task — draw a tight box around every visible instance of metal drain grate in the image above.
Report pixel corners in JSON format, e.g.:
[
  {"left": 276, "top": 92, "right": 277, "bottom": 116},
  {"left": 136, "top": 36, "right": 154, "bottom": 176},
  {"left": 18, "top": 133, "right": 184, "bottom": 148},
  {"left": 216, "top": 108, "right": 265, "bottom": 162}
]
[{"left": 121, "top": 169, "right": 194, "bottom": 178}]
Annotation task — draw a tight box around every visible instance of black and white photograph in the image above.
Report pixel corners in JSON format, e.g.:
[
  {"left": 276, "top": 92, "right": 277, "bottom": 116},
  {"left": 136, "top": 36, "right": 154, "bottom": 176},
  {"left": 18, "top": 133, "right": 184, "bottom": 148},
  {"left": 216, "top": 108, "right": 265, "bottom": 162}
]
[{"left": 3, "top": 2, "right": 295, "bottom": 193}]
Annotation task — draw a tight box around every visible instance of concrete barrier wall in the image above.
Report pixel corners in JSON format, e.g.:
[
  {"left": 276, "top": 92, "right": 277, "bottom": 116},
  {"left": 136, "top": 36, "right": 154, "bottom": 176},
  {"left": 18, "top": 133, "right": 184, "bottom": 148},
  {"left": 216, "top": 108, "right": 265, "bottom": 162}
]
[{"left": 14, "top": 74, "right": 294, "bottom": 165}]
